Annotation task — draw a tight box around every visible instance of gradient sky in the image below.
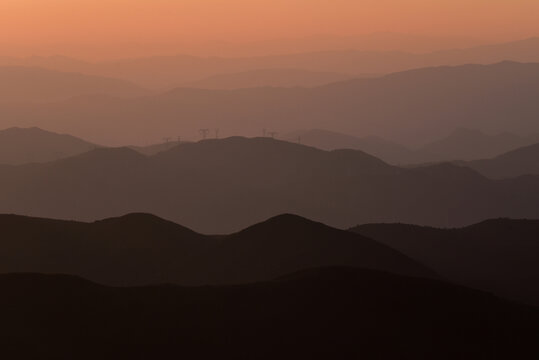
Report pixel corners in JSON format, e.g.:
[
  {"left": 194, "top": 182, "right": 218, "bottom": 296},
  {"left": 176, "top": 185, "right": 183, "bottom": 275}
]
[{"left": 1, "top": 0, "right": 538, "bottom": 58}]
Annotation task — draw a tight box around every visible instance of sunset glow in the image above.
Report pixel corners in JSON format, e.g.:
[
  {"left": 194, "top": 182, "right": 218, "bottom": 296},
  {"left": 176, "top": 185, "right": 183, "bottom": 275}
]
[{"left": 1, "top": 0, "right": 538, "bottom": 58}]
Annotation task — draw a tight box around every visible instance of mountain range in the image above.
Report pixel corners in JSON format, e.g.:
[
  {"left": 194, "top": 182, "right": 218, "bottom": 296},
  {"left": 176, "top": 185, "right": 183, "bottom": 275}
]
[
  {"left": 0, "top": 213, "right": 432, "bottom": 286},
  {"left": 352, "top": 219, "right": 539, "bottom": 305},
  {"left": 0, "top": 127, "right": 198, "bottom": 165},
  {"left": 1, "top": 136, "right": 539, "bottom": 232},
  {"left": 2, "top": 37, "right": 539, "bottom": 89},
  {"left": 464, "top": 142, "right": 539, "bottom": 179},
  {"left": 283, "top": 129, "right": 416, "bottom": 164},
  {"left": 416, "top": 128, "right": 538, "bottom": 162},
  {"left": 285, "top": 128, "right": 539, "bottom": 164},
  {"left": 4, "top": 126, "right": 538, "bottom": 168},
  {"left": 0, "top": 127, "right": 98, "bottom": 165},
  {"left": 0, "top": 66, "right": 149, "bottom": 103},
  {"left": 2, "top": 267, "right": 537, "bottom": 359},
  {"left": 1, "top": 61, "right": 539, "bottom": 146},
  {"left": 184, "top": 68, "right": 357, "bottom": 89}
]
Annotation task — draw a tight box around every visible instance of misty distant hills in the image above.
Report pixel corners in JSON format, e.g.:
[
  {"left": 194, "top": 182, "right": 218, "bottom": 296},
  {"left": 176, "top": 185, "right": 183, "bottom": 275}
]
[
  {"left": 2, "top": 137, "right": 539, "bottom": 232},
  {"left": 176, "top": 32, "right": 487, "bottom": 57},
  {"left": 3, "top": 126, "right": 534, "bottom": 166},
  {"left": 0, "top": 127, "right": 98, "bottom": 165},
  {"left": 0, "top": 213, "right": 432, "bottom": 286},
  {"left": 0, "top": 66, "right": 149, "bottom": 102},
  {"left": 2, "top": 61, "right": 539, "bottom": 145},
  {"left": 3, "top": 267, "right": 537, "bottom": 360},
  {"left": 416, "top": 128, "right": 537, "bottom": 162},
  {"left": 1, "top": 37, "right": 539, "bottom": 89},
  {"left": 284, "top": 128, "right": 536, "bottom": 164},
  {"left": 432, "top": 37, "right": 539, "bottom": 66},
  {"left": 464, "top": 142, "right": 539, "bottom": 179},
  {"left": 352, "top": 219, "right": 539, "bottom": 305},
  {"left": 184, "top": 68, "right": 356, "bottom": 89},
  {"left": 284, "top": 129, "right": 416, "bottom": 164}
]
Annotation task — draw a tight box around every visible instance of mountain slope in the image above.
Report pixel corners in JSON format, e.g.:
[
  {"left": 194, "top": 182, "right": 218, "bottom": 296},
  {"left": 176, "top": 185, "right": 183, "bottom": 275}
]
[
  {"left": 2, "top": 37, "right": 538, "bottom": 89},
  {"left": 0, "top": 66, "right": 149, "bottom": 102},
  {"left": 351, "top": 219, "right": 539, "bottom": 304},
  {"left": 0, "top": 127, "right": 98, "bottom": 165},
  {"left": 416, "top": 128, "right": 536, "bottom": 162},
  {"left": 184, "top": 68, "right": 356, "bottom": 89},
  {"left": 283, "top": 129, "right": 416, "bottom": 164},
  {"left": 2, "top": 62, "right": 539, "bottom": 145},
  {"left": 465, "top": 142, "right": 539, "bottom": 178},
  {"left": 1, "top": 136, "right": 539, "bottom": 233},
  {"left": 1, "top": 268, "right": 537, "bottom": 360},
  {"left": 0, "top": 212, "right": 432, "bottom": 285},
  {"left": 193, "top": 214, "right": 435, "bottom": 284}
]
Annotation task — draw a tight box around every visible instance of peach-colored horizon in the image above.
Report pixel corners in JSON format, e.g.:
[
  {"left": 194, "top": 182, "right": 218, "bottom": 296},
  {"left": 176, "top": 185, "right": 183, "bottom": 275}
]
[{"left": 1, "top": 0, "right": 538, "bottom": 59}]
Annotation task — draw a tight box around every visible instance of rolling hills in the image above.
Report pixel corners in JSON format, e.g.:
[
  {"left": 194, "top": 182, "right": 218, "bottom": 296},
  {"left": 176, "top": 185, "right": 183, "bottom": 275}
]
[
  {"left": 283, "top": 129, "right": 416, "bottom": 164},
  {"left": 0, "top": 213, "right": 433, "bottom": 286},
  {"left": 1, "top": 268, "right": 537, "bottom": 359},
  {"left": 465, "top": 142, "right": 539, "bottom": 179},
  {"left": 1, "top": 62, "right": 539, "bottom": 146},
  {"left": 0, "top": 127, "right": 98, "bottom": 165},
  {"left": 0, "top": 66, "right": 149, "bottom": 103},
  {"left": 352, "top": 219, "right": 539, "bottom": 304},
  {"left": 184, "top": 68, "right": 356, "bottom": 89},
  {"left": 2, "top": 37, "right": 539, "bottom": 89},
  {"left": 284, "top": 128, "right": 538, "bottom": 164},
  {"left": 416, "top": 128, "right": 537, "bottom": 162},
  {"left": 1, "top": 136, "right": 539, "bottom": 233}
]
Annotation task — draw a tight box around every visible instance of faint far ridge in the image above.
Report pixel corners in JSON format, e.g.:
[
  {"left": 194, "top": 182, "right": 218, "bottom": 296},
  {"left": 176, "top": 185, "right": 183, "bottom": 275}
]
[{"left": 0, "top": 127, "right": 99, "bottom": 165}]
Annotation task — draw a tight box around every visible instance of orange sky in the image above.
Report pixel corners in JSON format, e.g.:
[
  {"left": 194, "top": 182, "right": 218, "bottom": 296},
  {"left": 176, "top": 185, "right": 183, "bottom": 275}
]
[{"left": 1, "top": 0, "right": 538, "bottom": 59}]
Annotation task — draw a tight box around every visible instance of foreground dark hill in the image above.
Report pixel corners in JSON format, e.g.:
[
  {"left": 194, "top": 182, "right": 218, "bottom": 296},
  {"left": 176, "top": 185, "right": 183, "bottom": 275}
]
[
  {"left": 0, "top": 213, "right": 432, "bottom": 286},
  {"left": 2, "top": 137, "right": 539, "bottom": 232},
  {"left": 465, "top": 142, "right": 539, "bottom": 179},
  {"left": 1, "top": 268, "right": 538, "bottom": 360},
  {"left": 0, "top": 127, "right": 98, "bottom": 165},
  {"left": 0, "top": 66, "right": 149, "bottom": 103},
  {"left": 2, "top": 61, "right": 539, "bottom": 145},
  {"left": 352, "top": 219, "right": 539, "bottom": 305}
]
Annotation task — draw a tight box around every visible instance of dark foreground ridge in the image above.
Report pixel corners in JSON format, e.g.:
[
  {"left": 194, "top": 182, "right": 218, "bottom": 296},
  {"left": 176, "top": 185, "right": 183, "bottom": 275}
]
[
  {"left": 1, "top": 267, "right": 537, "bottom": 360},
  {"left": 0, "top": 212, "right": 434, "bottom": 286},
  {"left": 352, "top": 218, "right": 539, "bottom": 305}
]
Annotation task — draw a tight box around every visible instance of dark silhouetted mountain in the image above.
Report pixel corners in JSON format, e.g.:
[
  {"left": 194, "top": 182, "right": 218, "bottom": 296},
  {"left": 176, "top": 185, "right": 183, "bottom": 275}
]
[
  {"left": 1, "top": 268, "right": 537, "bottom": 360},
  {"left": 184, "top": 68, "right": 356, "bottom": 89},
  {"left": 0, "top": 213, "right": 433, "bottom": 286},
  {"left": 416, "top": 128, "right": 536, "bottom": 162},
  {"left": 352, "top": 219, "right": 539, "bottom": 305},
  {"left": 465, "top": 142, "right": 539, "bottom": 179},
  {"left": 0, "top": 127, "right": 98, "bottom": 165},
  {"left": 1, "top": 62, "right": 539, "bottom": 145},
  {"left": 283, "top": 129, "right": 416, "bottom": 164},
  {"left": 190, "top": 214, "right": 435, "bottom": 284},
  {"left": 0, "top": 66, "right": 149, "bottom": 102},
  {"left": 2, "top": 137, "right": 539, "bottom": 233}
]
